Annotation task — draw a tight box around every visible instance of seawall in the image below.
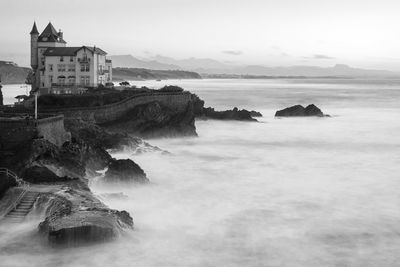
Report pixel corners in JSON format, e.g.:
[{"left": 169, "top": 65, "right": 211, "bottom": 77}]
[
  {"left": 41, "top": 92, "right": 193, "bottom": 124},
  {"left": 0, "top": 115, "right": 70, "bottom": 149}
]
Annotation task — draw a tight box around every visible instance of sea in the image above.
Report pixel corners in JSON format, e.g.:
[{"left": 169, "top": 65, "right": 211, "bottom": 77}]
[{"left": 1, "top": 78, "right": 400, "bottom": 266}]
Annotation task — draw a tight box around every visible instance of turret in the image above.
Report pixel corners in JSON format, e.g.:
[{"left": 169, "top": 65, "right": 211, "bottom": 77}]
[{"left": 30, "top": 22, "right": 39, "bottom": 69}]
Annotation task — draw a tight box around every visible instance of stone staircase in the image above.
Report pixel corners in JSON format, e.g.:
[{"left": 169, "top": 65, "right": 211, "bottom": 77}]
[{"left": 3, "top": 191, "right": 39, "bottom": 222}]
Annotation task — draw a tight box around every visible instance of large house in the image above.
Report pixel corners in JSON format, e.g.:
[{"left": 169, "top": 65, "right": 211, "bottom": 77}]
[{"left": 30, "top": 22, "right": 112, "bottom": 95}]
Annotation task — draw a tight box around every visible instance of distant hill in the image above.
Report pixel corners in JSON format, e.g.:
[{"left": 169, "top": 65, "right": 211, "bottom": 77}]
[
  {"left": 219, "top": 64, "right": 400, "bottom": 78},
  {"left": 0, "top": 61, "right": 30, "bottom": 84},
  {"left": 110, "top": 55, "right": 180, "bottom": 70},
  {"left": 153, "top": 55, "right": 230, "bottom": 70},
  {"left": 111, "top": 54, "right": 400, "bottom": 78},
  {"left": 112, "top": 68, "right": 201, "bottom": 81}
]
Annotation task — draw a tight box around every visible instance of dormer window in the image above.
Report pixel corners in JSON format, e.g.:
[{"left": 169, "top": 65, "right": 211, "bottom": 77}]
[{"left": 60, "top": 56, "right": 64, "bottom": 62}]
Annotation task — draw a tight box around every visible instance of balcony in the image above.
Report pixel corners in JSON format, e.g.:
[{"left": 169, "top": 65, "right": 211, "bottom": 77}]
[{"left": 78, "top": 58, "right": 90, "bottom": 63}]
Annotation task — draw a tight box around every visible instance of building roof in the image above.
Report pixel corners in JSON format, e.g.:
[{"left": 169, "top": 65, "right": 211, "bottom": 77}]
[
  {"left": 43, "top": 47, "right": 81, "bottom": 56},
  {"left": 38, "top": 22, "right": 66, "bottom": 43},
  {"left": 43, "top": 46, "right": 108, "bottom": 56},
  {"left": 30, "top": 22, "right": 39, "bottom": 35}
]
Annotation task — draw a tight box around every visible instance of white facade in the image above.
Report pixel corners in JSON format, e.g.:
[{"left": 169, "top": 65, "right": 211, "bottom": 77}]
[{"left": 30, "top": 22, "right": 112, "bottom": 95}]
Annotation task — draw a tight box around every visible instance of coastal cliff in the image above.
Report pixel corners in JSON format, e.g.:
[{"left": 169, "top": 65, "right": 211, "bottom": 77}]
[
  {"left": 0, "top": 119, "right": 151, "bottom": 244},
  {"left": 0, "top": 86, "right": 261, "bottom": 246}
]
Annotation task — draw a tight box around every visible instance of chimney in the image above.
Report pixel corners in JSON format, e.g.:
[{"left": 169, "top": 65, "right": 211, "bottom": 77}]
[{"left": 58, "top": 29, "right": 63, "bottom": 40}]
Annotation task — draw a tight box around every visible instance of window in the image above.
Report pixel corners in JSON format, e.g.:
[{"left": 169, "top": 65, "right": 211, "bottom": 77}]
[
  {"left": 49, "top": 75, "right": 53, "bottom": 85},
  {"left": 68, "top": 76, "right": 76, "bottom": 85},
  {"left": 83, "top": 53, "right": 88, "bottom": 61},
  {"left": 68, "top": 64, "right": 75, "bottom": 72},
  {"left": 57, "top": 64, "right": 66, "bottom": 72},
  {"left": 80, "top": 64, "right": 90, "bottom": 72},
  {"left": 58, "top": 76, "right": 65, "bottom": 85},
  {"left": 60, "top": 56, "right": 64, "bottom": 62},
  {"left": 80, "top": 76, "right": 90, "bottom": 85},
  {"left": 70, "top": 56, "right": 74, "bottom": 62},
  {"left": 48, "top": 64, "right": 53, "bottom": 72}
]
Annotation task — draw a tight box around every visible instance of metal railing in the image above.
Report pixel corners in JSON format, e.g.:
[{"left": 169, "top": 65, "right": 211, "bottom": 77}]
[
  {"left": 0, "top": 168, "right": 29, "bottom": 188},
  {"left": 1, "top": 189, "right": 27, "bottom": 219},
  {"left": 0, "top": 167, "right": 30, "bottom": 220}
]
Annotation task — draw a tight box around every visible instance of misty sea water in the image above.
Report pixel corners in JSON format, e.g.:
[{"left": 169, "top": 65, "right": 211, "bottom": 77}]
[{"left": 1, "top": 79, "right": 400, "bottom": 266}]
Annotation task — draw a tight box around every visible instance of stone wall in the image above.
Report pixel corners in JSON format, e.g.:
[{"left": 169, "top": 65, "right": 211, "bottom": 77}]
[
  {"left": 42, "top": 92, "right": 193, "bottom": 124},
  {"left": 36, "top": 115, "right": 71, "bottom": 147},
  {"left": 0, "top": 115, "right": 69, "bottom": 150}
]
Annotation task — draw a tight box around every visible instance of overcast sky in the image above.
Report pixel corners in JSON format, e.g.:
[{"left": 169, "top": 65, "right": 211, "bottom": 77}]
[{"left": 0, "top": 0, "right": 399, "bottom": 70}]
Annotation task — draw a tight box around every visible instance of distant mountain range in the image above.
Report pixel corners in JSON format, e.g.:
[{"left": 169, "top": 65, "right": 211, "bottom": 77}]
[
  {"left": 113, "top": 68, "right": 201, "bottom": 81},
  {"left": 110, "top": 55, "right": 400, "bottom": 78},
  {"left": 109, "top": 55, "right": 180, "bottom": 70}
]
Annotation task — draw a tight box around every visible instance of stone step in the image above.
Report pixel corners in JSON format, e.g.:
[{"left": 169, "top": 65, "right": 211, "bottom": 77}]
[
  {"left": 2, "top": 191, "right": 39, "bottom": 223},
  {"left": 9, "top": 210, "right": 29, "bottom": 214}
]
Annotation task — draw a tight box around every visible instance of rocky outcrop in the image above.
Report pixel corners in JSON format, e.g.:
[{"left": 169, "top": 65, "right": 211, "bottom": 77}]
[
  {"left": 191, "top": 93, "right": 261, "bottom": 121},
  {"left": 250, "top": 110, "right": 262, "bottom": 117},
  {"left": 0, "top": 119, "right": 151, "bottom": 245},
  {"left": 37, "top": 183, "right": 133, "bottom": 245},
  {"left": 202, "top": 107, "right": 258, "bottom": 121},
  {"left": 275, "top": 104, "right": 327, "bottom": 117},
  {"left": 104, "top": 159, "right": 148, "bottom": 183},
  {"left": 22, "top": 166, "right": 77, "bottom": 184},
  {"left": 102, "top": 100, "right": 197, "bottom": 138}
]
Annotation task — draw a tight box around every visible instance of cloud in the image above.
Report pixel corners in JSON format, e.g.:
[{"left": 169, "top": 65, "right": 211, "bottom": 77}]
[
  {"left": 222, "top": 50, "right": 243, "bottom": 56},
  {"left": 311, "top": 54, "right": 335, "bottom": 59}
]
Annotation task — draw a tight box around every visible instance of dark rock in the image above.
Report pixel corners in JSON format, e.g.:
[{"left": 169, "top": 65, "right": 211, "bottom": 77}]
[
  {"left": 191, "top": 94, "right": 260, "bottom": 121},
  {"left": 102, "top": 100, "right": 197, "bottom": 138},
  {"left": 275, "top": 104, "right": 325, "bottom": 117},
  {"left": 304, "top": 104, "right": 324, "bottom": 116},
  {"left": 203, "top": 107, "right": 258, "bottom": 121},
  {"left": 22, "top": 166, "right": 77, "bottom": 184},
  {"left": 250, "top": 110, "right": 263, "bottom": 117},
  {"left": 37, "top": 184, "right": 133, "bottom": 246},
  {"left": 65, "top": 119, "right": 137, "bottom": 150},
  {"left": 104, "top": 159, "right": 148, "bottom": 183}
]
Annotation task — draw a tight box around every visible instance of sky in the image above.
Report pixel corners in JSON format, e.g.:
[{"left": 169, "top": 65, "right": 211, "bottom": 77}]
[{"left": 0, "top": 0, "right": 399, "bottom": 70}]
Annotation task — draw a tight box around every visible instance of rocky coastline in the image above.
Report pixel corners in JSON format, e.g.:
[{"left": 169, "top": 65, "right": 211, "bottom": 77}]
[{"left": 0, "top": 86, "right": 261, "bottom": 245}]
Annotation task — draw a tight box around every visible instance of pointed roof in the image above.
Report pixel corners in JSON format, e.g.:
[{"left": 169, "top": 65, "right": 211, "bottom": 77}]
[
  {"left": 30, "top": 22, "right": 39, "bottom": 35},
  {"left": 39, "top": 22, "right": 58, "bottom": 37},
  {"left": 38, "top": 22, "right": 66, "bottom": 43}
]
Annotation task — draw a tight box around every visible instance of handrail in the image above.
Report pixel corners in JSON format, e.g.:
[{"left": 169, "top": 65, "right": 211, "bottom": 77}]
[
  {"left": 2, "top": 189, "right": 27, "bottom": 219},
  {"left": 0, "top": 167, "right": 30, "bottom": 220},
  {"left": 0, "top": 167, "right": 30, "bottom": 188}
]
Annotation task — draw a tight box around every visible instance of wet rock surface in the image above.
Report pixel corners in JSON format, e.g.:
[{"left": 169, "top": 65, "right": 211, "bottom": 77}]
[
  {"left": 191, "top": 94, "right": 261, "bottom": 121},
  {"left": 0, "top": 119, "right": 147, "bottom": 245},
  {"left": 275, "top": 104, "right": 327, "bottom": 117},
  {"left": 37, "top": 183, "right": 133, "bottom": 245},
  {"left": 104, "top": 159, "right": 148, "bottom": 183},
  {"left": 202, "top": 107, "right": 259, "bottom": 121},
  {"left": 102, "top": 100, "right": 197, "bottom": 138},
  {"left": 22, "top": 166, "right": 77, "bottom": 184}
]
